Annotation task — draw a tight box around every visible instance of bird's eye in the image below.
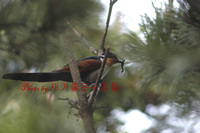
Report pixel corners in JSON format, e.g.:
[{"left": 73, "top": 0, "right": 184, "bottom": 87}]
[{"left": 100, "top": 55, "right": 105, "bottom": 58}]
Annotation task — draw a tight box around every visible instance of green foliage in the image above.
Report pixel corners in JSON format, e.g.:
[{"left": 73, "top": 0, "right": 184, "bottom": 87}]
[
  {"left": 2, "top": 0, "right": 200, "bottom": 132},
  {"left": 123, "top": 0, "right": 200, "bottom": 132},
  {"left": 0, "top": 84, "right": 84, "bottom": 133},
  {"left": 126, "top": 0, "right": 200, "bottom": 101},
  {"left": 0, "top": 0, "right": 103, "bottom": 71},
  {"left": 0, "top": 0, "right": 105, "bottom": 132}
]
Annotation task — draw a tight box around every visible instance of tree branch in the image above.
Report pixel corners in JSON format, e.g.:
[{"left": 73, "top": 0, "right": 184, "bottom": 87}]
[
  {"left": 61, "top": 34, "right": 86, "bottom": 104},
  {"left": 99, "top": 0, "right": 118, "bottom": 55},
  {"left": 66, "top": 20, "right": 98, "bottom": 55},
  {"left": 87, "top": 0, "right": 117, "bottom": 102},
  {"left": 58, "top": 97, "right": 79, "bottom": 110},
  {"left": 61, "top": 34, "right": 96, "bottom": 133},
  {"left": 60, "top": 1, "right": 118, "bottom": 132},
  {"left": 88, "top": 47, "right": 110, "bottom": 105},
  {"left": 94, "top": 105, "right": 110, "bottom": 110}
]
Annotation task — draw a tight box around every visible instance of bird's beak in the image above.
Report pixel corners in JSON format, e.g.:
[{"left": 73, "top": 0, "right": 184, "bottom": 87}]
[
  {"left": 117, "top": 59, "right": 122, "bottom": 63},
  {"left": 117, "top": 59, "right": 125, "bottom": 73}
]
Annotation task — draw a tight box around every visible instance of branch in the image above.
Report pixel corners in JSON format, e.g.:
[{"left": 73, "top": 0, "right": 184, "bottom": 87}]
[
  {"left": 61, "top": 34, "right": 96, "bottom": 133},
  {"left": 99, "top": 0, "right": 118, "bottom": 54},
  {"left": 66, "top": 20, "right": 98, "bottom": 55},
  {"left": 61, "top": 1, "right": 118, "bottom": 132},
  {"left": 88, "top": 47, "right": 110, "bottom": 105},
  {"left": 87, "top": 0, "right": 117, "bottom": 102},
  {"left": 57, "top": 97, "right": 79, "bottom": 110},
  {"left": 94, "top": 105, "right": 110, "bottom": 110},
  {"left": 61, "top": 34, "right": 86, "bottom": 105}
]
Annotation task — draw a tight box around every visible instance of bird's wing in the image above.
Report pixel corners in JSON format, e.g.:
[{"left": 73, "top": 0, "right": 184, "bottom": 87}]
[
  {"left": 57, "top": 59, "right": 102, "bottom": 72},
  {"left": 2, "top": 57, "right": 102, "bottom": 82}
]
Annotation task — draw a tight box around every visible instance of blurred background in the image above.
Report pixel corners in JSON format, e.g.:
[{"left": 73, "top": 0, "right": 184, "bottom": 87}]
[{"left": 1, "top": 0, "right": 200, "bottom": 132}]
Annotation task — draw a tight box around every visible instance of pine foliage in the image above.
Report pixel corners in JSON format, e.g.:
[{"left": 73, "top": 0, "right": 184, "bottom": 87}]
[{"left": 126, "top": 0, "right": 200, "bottom": 113}]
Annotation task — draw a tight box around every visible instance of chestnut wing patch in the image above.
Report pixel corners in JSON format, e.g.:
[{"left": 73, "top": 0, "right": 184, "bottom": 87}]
[
  {"left": 77, "top": 59, "right": 101, "bottom": 72},
  {"left": 57, "top": 59, "right": 101, "bottom": 72}
]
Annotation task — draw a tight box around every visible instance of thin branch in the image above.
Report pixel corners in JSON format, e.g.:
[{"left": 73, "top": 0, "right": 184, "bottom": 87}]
[
  {"left": 88, "top": 0, "right": 117, "bottom": 103},
  {"left": 94, "top": 105, "right": 110, "bottom": 110},
  {"left": 99, "top": 0, "right": 118, "bottom": 54},
  {"left": 58, "top": 97, "right": 79, "bottom": 110},
  {"left": 88, "top": 47, "right": 110, "bottom": 105},
  {"left": 57, "top": 97, "right": 71, "bottom": 100},
  {"left": 66, "top": 20, "right": 98, "bottom": 55}
]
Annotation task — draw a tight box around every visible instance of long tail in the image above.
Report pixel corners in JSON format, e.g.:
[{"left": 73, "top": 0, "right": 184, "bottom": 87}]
[{"left": 2, "top": 72, "right": 73, "bottom": 82}]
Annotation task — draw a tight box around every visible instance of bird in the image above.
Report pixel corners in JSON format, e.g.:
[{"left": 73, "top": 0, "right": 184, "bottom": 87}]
[{"left": 2, "top": 52, "right": 125, "bottom": 85}]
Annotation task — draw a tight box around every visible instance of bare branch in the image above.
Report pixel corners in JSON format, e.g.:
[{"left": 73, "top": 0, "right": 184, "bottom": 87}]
[
  {"left": 61, "top": 34, "right": 86, "bottom": 104},
  {"left": 99, "top": 0, "right": 118, "bottom": 55},
  {"left": 61, "top": 34, "right": 96, "bottom": 133},
  {"left": 58, "top": 97, "right": 79, "bottom": 110},
  {"left": 60, "top": 1, "right": 118, "bottom": 132},
  {"left": 94, "top": 105, "right": 110, "bottom": 110},
  {"left": 66, "top": 20, "right": 98, "bottom": 55},
  {"left": 88, "top": 47, "right": 110, "bottom": 105},
  {"left": 88, "top": 0, "right": 118, "bottom": 103}
]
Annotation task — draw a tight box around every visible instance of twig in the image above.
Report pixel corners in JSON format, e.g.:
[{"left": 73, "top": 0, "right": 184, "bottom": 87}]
[
  {"left": 99, "top": 0, "right": 118, "bottom": 54},
  {"left": 88, "top": 0, "right": 117, "bottom": 103},
  {"left": 58, "top": 97, "right": 79, "bottom": 110},
  {"left": 88, "top": 47, "right": 110, "bottom": 105},
  {"left": 66, "top": 20, "right": 98, "bottom": 55},
  {"left": 94, "top": 105, "right": 110, "bottom": 110}
]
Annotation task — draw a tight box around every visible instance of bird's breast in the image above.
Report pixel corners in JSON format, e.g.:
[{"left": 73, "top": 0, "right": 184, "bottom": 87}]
[
  {"left": 101, "top": 65, "right": 111, "bottom": 79},
  {"left": 84, "top": 64, "right": 111, "bottom": 85}
]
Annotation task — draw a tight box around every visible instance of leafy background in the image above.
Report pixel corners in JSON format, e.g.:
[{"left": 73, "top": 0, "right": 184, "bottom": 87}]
[{"left": 1, "top": 0, "right": 200, "bottom": 132}]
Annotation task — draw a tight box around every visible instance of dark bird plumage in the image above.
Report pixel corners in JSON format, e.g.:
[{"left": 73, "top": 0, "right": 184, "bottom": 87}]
[
  {"left": 2, "top": 53, "right": 124, "bottom": 84},
  {"left": 2, "top": 72, "right": 72, "bottom": 82}
]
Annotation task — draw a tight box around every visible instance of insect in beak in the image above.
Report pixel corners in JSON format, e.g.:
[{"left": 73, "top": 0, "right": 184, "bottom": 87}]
[{"left": 117, "top": 59, "right": 125, "bottom": 73}]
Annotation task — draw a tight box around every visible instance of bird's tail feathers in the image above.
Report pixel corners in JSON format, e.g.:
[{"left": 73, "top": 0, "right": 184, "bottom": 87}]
[{"left": 2, "top": 72, "right": 72, "bottom": 82}]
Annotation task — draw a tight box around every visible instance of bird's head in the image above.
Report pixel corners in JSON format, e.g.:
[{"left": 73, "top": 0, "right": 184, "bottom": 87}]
[{"left": 100, "top": 52, "right": 125, "bottom": 72}]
